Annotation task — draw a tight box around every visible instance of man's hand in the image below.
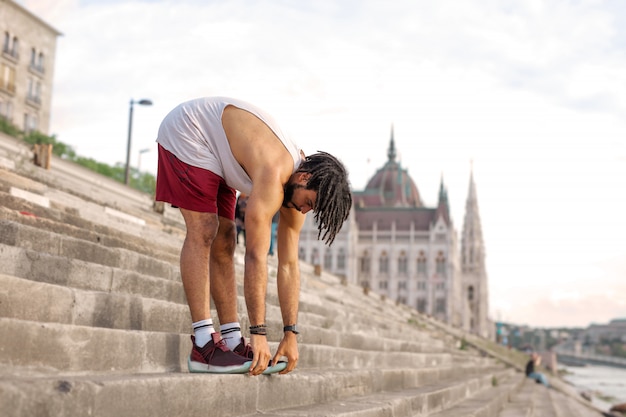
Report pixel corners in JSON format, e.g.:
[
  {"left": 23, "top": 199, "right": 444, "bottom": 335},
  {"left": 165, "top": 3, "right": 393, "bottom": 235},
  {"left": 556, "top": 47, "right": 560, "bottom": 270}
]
[
  {"left": 272, "top": 331, "right": 299, "bottom": 374},
  {"left": 249, "top": 334, "right": 271, "bottom": 376}
]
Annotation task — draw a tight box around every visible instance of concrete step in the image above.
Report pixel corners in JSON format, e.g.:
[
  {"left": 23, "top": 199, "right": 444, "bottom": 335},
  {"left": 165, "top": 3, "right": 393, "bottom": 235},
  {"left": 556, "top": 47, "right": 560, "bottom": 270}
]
[
  {"left": 0, "top": 364, "right": 509, "bottom": 417},
  {"left": 533, "top": 383, "right": 558, "bottom": 417},
  {"left": 243, "top": 368, "right": 516, "bottom": 417},
  {"left": 548, "top": 388, "right": 603, "bottom": 417},
  {"left": 0, "top": 317, "right": 456, "bottom": 375},
  {"left": 498, "top": 377, "right": 535, "bottom": 417},
  {"left": 0, "top": 219, "right": 180, "bottom": 281},
  {"left": 428, "top": 371, "right": 523, "bottom": 417},
  {"left": 0, "top": 252, "right": 446, "bottom": 353},
  {"left": 0, "top": 222, "right": 445, "bottom": 351},
  {"left": 0, "top": 196, "right": 181, "bottom": 263},
  {"left": 0, "top": 171, "right": 186, "bottom": 248}
]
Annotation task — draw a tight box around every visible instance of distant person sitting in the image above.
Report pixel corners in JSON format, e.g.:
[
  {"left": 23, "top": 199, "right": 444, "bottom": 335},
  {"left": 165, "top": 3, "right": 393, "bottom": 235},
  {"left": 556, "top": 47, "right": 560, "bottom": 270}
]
[{"left": 525, "top": 352, "right": 550, "bottom": 387}]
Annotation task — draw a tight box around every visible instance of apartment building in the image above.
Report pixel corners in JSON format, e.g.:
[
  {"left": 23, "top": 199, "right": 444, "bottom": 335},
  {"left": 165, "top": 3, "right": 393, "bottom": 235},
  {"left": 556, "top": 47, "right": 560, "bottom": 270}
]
[{"left": 1, "top": 0, "right": 61, "bottom": 134}]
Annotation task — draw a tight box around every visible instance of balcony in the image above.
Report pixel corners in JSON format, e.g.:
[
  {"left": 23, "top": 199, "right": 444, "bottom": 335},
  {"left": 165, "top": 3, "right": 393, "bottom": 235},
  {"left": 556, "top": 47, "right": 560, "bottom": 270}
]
[
  {"left": 28, "top": 63, "right": 45, "bottom": 76},
  {"left": 2, "top": 47, "right": 19, "bottom": 63},
  {"left": 25, "top": 94, "right": 41, "bottom": 108}
]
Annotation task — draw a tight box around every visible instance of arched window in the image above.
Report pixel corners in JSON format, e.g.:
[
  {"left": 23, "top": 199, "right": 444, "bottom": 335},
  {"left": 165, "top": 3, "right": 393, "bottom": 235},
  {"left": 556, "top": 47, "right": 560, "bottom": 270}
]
[
  {"left": 337, "top": 248, "right": 345, "bottom": 270},
  {"left": 359, "top": 250, "right": 370, "bottom": 273},
  {"left": 379, "top": 251, "right": 389, "bottom": 274},
  {"left": 323, "top": 249, "right": 332, "bottom": 270},
  {"left": 398, "top": 251, "right": 407, "bottom": 275},
  {"left": 436, "top": 251, "right": 446, "bottom": 275},
  {"left": 417, "top": 251, "right": 427, "bottom": 276}
]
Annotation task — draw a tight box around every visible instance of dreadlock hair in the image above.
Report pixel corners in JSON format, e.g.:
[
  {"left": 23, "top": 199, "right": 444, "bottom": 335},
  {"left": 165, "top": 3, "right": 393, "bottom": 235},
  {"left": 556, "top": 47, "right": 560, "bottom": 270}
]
[{"left": 298, "top": 151, "right": 352, "bottom": 245}]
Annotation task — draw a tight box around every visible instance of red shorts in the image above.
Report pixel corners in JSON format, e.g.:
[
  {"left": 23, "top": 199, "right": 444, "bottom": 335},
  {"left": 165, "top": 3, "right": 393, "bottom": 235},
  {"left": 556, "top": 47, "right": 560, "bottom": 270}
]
[{"left": 155, "top": 144, "right": 236, "bottom": 220}]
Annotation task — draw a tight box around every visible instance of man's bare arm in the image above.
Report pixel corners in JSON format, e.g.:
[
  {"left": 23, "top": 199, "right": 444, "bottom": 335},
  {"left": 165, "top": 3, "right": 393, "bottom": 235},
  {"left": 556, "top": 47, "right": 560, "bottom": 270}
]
[
  {"left": 242, "top": 172, "right": 284, "bottom": 375},
  {"left": 272, "top": 205, "right": 305, "bottom": 373}
]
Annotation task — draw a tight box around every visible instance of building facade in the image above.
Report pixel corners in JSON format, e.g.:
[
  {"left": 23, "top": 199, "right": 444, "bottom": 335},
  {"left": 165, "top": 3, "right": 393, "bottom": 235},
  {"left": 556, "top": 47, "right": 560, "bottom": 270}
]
[
  {"left": 1, "top": 0, "right": 61, "bottom": 134},
  {"left": 299, "top": 129, "right": 491, "bottom": 337}
]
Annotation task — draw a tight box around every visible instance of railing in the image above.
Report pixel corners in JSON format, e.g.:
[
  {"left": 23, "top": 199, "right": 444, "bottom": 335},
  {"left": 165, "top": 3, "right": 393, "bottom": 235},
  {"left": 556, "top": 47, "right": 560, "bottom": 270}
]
[
  {"left": 28, "top": 63, "right": 45, "bottom": 75},
  {"left": 2, "top": 47, "right": 19, "bottom": 61},
  {"left": 555, "top": 347, "right": 626, "bottom": 369}
]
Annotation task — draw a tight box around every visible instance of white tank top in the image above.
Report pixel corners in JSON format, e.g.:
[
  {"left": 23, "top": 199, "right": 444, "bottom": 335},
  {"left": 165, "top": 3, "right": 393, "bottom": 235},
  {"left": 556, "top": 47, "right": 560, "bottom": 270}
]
[{"left": 156, "top": 97, "right": 302, "bottom": 195}]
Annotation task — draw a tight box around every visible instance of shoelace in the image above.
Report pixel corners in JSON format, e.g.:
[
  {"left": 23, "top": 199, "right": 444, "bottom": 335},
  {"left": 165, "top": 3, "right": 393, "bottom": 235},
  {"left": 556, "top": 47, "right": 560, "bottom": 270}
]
[{"left": 199, "top": 337, "right": 230, "bottom": 363}]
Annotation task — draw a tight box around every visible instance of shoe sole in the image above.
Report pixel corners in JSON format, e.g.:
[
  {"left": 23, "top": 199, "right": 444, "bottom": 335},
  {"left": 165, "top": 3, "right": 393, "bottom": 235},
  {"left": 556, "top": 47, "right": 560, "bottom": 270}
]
[
  {"left": 262, "top": 361, "right": 287, "bottom": 375},
  {"left": 187, "top": 356, "right": 252, "bottom": 374}
]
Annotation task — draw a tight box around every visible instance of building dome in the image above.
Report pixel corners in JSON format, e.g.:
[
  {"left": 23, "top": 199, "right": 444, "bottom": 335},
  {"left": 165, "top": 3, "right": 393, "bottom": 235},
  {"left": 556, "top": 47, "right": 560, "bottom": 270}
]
[{"left": 359, "top": 128, "right": 423, "bottom": 208}]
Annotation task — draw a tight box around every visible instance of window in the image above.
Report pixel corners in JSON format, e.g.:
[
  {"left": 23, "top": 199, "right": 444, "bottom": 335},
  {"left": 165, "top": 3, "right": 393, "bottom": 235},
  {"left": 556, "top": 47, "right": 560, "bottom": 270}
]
[
  {"left": 379, "top": 251, "right": 389, "bottom": 274},
  {"left": 298, "top": 247, "right": 306, "bottom": 261},
  {"left": 311, "top": 248, "right": 320, "bottom": 266},
  {"left": 398, "top": 251, "right": 407, "bottom": 275},
  {"left": 3, "top": 32, "right": 9, "bottom": 52},
  {"left": 337, "top": 248, "right": 345, "bottom": 270},
  {"left": 436, "top": 251, "right": 446, "bottom": 275},
  {"left": 417, "top": 298, "right": 427, "bottom": 313},
  {"left": 417, "top": 251, "right": 427, "bottom": 276},
  {"left": 436, "top": 282, "right": 445, "bottom": 291},
  {"left": 1, "top": 64, "right": 16, "bottom": 93},
  {"left": 24, "top": 113, "right": 38, "bottom": 133},
  {"left": 0, "top": 99, "right": 13, "bottom": 119},
  {"left": 398, "top": 281, "right": 407, "bottom": 290},
  {"left": 468, "top": 285, "right": 474, "bottom": 301},
  {"left": 379, "top": 280, "right": 388, "bottom": 290},
  {"left": 359, "top": 251, "right": 370, "bottom": 273},
  {"left": 323, "top": 249, "right": 332, "bottom": 270},
  {"left": 417, "top": 281, "right": 426, "bottom": 290},
  {"left": 435, "top": 298, "right": 446, "bottom": 314},
  {"left": 2, "top": 33, "right": 19, "bottom": 59}
]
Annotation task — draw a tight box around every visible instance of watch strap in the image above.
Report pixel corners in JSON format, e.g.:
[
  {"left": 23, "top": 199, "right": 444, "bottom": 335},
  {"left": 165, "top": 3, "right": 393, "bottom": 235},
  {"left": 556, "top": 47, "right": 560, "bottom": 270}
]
[{"left": 283, "top": 325, "right": 299, "bottom": 334}]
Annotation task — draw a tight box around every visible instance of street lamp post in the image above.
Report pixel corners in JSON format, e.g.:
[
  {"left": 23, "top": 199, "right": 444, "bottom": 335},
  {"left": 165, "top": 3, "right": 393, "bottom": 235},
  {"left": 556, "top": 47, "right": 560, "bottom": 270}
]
[
  {"left": 125, "top": 98, "right": 153, "bottom": 185},
  {"left": 137, "top": 148, "right": 151, "bottom": 173}
]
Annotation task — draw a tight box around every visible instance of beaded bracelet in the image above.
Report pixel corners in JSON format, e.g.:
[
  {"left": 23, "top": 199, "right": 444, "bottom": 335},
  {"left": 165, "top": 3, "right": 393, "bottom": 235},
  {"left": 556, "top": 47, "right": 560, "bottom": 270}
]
[{"left": 249, "top": 324, "right": 267, "bottom": 336}]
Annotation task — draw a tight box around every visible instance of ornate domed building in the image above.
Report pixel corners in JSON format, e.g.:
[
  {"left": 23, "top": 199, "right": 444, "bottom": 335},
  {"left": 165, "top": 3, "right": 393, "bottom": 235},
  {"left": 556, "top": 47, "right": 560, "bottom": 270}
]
[{"left": 298, "top": 129, "right": 491, "bottom": 337}]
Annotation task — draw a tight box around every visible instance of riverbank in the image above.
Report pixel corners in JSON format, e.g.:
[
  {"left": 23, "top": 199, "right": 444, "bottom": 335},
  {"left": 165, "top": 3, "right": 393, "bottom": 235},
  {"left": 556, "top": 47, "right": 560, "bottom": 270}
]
[{"left": 560, "top": 364, "right": 626, "bottom": 412}]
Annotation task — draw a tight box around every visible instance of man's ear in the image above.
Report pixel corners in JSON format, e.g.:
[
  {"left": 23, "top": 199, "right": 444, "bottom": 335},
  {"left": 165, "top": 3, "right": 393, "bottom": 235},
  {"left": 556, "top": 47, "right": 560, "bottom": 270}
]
[{"left": 298, "top": 172, "right": 312, "bottom": 184}]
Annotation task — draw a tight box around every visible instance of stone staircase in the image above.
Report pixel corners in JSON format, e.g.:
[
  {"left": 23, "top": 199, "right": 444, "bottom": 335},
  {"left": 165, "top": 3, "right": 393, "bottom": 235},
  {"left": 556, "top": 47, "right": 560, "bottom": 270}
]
[{"left": 0, "top": 132, "right": 607, "bottom": 416}]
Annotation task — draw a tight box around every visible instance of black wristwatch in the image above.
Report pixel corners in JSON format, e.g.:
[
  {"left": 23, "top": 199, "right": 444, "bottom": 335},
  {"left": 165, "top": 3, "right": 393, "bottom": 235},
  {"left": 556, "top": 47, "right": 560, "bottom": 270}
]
[{"left": 283, "top": 325, "right": 299, "bottom": 335}]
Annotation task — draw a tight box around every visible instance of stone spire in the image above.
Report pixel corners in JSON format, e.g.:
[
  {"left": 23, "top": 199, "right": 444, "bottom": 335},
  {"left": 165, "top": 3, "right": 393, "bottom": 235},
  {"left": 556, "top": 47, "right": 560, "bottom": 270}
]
[
  {"left": 436, "top": 174, "right": 451, "bottom": 225},
  {"left": 461, "top": 162, "right": 490, "bottom": 337},
  {"left": 387, "top": 124, "right": 396, "bottom": 163}
]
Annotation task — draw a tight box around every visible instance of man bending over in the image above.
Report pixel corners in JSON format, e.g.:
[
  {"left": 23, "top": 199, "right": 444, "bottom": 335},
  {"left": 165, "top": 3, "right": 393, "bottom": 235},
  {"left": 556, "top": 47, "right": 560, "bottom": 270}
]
[{"left": 155, "top": 97, "right": 352, "bottom": 376}]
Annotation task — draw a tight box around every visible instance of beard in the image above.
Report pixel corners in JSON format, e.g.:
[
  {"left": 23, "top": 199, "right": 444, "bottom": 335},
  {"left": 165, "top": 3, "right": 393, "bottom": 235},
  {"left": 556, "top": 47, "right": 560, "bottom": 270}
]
[{"left": 282, "top": 182, "right": 304, "bottom": 209}]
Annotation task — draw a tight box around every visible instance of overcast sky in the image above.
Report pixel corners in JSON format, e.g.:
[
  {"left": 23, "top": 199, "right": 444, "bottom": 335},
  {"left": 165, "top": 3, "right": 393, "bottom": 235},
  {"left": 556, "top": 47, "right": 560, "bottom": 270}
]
[{"left": 19, "top": 0, "right": 626, "bottom": 328}]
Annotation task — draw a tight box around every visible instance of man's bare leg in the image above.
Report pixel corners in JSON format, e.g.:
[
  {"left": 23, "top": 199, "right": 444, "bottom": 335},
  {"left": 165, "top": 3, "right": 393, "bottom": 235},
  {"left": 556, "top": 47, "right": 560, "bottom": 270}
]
[
  {"left": 179, "top": 208, "right": 218, "bottom": 323},
  {"left": 211, "top": 217, "right": 241, "bottom": 349},
  {"left": 211, "top": 216, "right": 239, "bottom": 324}
]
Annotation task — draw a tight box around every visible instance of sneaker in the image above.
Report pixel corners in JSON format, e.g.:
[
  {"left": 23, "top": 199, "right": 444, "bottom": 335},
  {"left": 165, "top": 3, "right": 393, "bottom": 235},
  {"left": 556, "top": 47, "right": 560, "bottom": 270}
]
[
  {"left": 188, "top": 333, "right": 252, "bottom": 374},
  {"left": 233, "top": 337, "right": 288, "bottom": 375}
]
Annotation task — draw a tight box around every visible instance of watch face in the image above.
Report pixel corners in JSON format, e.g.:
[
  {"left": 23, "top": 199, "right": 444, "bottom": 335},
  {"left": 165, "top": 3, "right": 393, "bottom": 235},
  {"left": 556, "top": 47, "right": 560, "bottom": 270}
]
[{"left": 284, "top": 325, "right": 299, "bottom": 334}]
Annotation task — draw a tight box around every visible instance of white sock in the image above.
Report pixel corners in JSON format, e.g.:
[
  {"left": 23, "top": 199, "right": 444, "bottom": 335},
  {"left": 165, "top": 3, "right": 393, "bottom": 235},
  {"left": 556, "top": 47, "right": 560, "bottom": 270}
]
[
  {"left": 192, "top": 319, "right": 215, "bottom": 347},
  {"left": 220, "top": 322, "right": 242, "bottom": 351}
]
